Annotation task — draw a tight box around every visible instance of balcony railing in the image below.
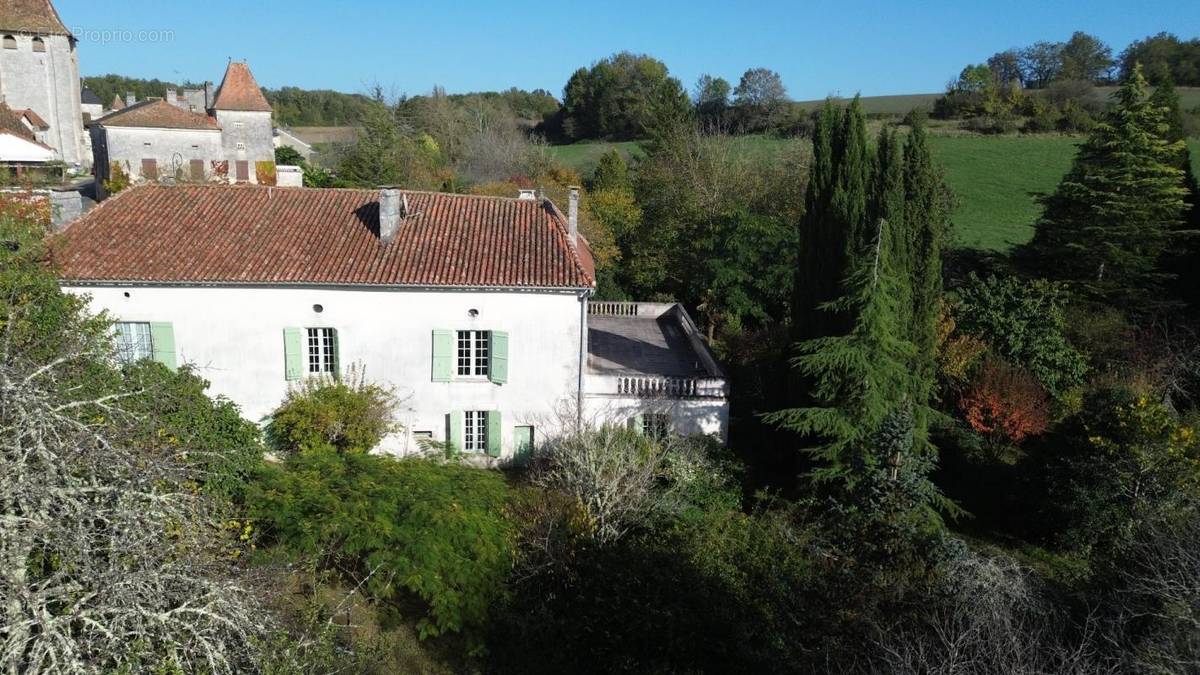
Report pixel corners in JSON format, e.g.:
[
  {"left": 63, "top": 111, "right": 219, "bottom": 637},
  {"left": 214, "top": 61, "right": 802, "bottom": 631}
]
[
  {"left": 589, "top": 301, "right": 678, "bottom": 318},
  {"left": 587, "top": 374, "right": 728, "bottom": 400}
]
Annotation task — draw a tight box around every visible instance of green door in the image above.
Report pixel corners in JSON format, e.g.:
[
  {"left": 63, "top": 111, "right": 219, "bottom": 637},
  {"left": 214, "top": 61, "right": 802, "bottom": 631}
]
[{"left": 513, "top": 426, "right": 534, "bottom": 466}]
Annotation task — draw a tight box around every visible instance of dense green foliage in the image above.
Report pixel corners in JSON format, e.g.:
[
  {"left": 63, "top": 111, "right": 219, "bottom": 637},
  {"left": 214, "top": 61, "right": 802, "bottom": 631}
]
[
  {"left": 266, "top": 87, "right": 380, "bottom": 126},
  {"left": 121, "top": 362, "right": 264, "bottom": 500},
  {"left": 1044, "top": 387, "right": 1200, "bottom": 551},
  {"left": 1120, "top": 32, "right": 1200, "bottom": 86},
  {"left": 556, "top": 52, "right": 691, "bottom": 141},
  {"left": 82, "top": 74, "right": 198, "bottom": 107},
  {"left": 954, "top": 274, "right": 1088, "bottom": 397},
  {"left": 250, "top": 451, "right": 514, "bottom": 639}
]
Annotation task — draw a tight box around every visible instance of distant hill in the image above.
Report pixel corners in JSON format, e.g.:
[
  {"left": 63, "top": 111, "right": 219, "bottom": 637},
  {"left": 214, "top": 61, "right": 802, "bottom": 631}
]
[
  {"left": 793, "top": 87, "right": 1200, "bottom": 116},
  {"left": 793, "top": 93, "right": 944, "bottom": 115}
]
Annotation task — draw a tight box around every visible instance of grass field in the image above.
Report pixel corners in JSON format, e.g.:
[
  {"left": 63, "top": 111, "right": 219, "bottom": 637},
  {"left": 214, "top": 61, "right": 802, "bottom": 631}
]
[{"left": 549, "top": 135, "right": 1200, "bottom": 252}]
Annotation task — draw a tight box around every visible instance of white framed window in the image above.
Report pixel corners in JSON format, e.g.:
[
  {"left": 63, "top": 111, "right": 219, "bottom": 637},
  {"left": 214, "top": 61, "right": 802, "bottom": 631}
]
[
  {"left": 233, "top": 121, "right": 244, "bottom": 129},
  {"left": 114, "top": 322, "right": 153, "bottom": 363},
  {"left": 306, "top": 327, "right": 337, "bottom": 374},
  {"left": 456, "top": 330, "right": 490, "bottom": 377},
  {"left": 643, "top": 413, "right": 671, "bottom": 440},
  {"left": 236, "top": 141, "right": 246, "bottom": 150},
  {"left": 463, "top": 411, "right": 488, "bottom": 453}
]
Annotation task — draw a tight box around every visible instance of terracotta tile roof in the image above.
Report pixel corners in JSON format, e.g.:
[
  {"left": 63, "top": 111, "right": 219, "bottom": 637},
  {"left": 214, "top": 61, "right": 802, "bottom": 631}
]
[
  {"left": 0, "top": 102, "right": 35, "bottom": 141},
  {"left": 211, "top": 62, "right": 272, "bottom": 112},
  {"left": 97, "top": 99, "right": 220, "bottom": 131},
  {"left": 20, "top": 107, "right": 48, "bottom": 130},
  {"left": 53, "top": 184, "right": 596, "bottom": 290},
  {"left": 0, "top": 0, "right": 71, "bottom": 36}
]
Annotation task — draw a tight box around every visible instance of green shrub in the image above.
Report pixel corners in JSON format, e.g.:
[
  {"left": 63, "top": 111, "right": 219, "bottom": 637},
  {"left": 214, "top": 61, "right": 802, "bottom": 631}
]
[
  {"left": 488, "top": 506, "right": 825, "bottom": 674},
  {"left": 1046, "top": 386, "right": 1200, "bottom": 552},
  {"left": 121, "top": 361, "right": 264, "bottom": 502},
  {"left": 954, "top": 274, "right": 1088, "bottom": 398},
  {"left": 267, "top": 372, "right": 397, "bottom": 454},
  {"left": 250, "top": 452, "right": 514, "bottom": 639}
]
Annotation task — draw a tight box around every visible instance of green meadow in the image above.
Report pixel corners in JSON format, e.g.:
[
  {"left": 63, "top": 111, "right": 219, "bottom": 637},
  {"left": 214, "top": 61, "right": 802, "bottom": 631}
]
[{"left": 549, "top": 135, "right": 1200, "bottom": 252}]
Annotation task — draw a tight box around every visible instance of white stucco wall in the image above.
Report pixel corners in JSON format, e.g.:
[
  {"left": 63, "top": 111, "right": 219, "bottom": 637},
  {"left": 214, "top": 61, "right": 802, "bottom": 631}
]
[
  {"left": 0, "top": 33, "right": 85, "bottom": 165},
  {"left": 583, "top": 396, "right": 729, "bottom": 443},
  {"left": 65, "top": 284, "right": 589, "bottom": 459}
]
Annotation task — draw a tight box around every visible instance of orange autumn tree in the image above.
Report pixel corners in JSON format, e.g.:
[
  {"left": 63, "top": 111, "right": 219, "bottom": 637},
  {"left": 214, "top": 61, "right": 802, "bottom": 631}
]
[{"left": 959, "top": 357, "right": 1050, "bottom": 444}]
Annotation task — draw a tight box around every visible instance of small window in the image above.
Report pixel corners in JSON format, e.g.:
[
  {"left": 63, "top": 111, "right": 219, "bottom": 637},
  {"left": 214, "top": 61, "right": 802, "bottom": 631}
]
[
  {"left": 456, "top": 330, "right": 490, "bottom": 377},
  {"left": 643, "top": 413, "right": 671, "bottom": 440},
  {"left": 3, "top": 35, "right": 16, "bottom": 50},
  {"left": 413, "top": 430, "right": 434, "bottom": 451},
  {"left": 141, "top": 158, "right": 158, "bottom": 179},
  {"left": 143, "top": 141, "right": 152, "bottom": 147},
  {"left": 235, "top": 141, "right": 246, "bottom": 151},
  {"left": 31, "top": 37, "right": 44, "bottom": 52},
  {"left": 306, "top": 327, "right": 337, "bottom": 374},
  {"left": 463, "top": 411, "right": 488, "bottom": 453},
  {"left": 233, "top": 121, "right": 244, "bottom": 129},
  {"left": 114, "top": 322, "right": 153, "bottom": 363}
]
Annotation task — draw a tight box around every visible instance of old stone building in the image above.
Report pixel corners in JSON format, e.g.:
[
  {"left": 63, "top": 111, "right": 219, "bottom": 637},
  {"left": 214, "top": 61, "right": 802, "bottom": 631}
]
[
  {"left": 90, "top": 61, "right": 276, "bottom": 196},
  {"left": 0, "top": 0, "right": 86, "bottom": 166}
]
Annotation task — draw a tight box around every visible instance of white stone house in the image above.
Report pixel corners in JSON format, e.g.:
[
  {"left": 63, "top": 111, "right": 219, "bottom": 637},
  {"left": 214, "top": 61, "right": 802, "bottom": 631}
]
[
  {"left": 0, "top": 0, "right": 86, "bottom": 167},
  {"left": 90, "top": 61, "right": 275, "bottom": 198},
  {"left": 52, "top": 184, "right": 729, "bottom": 460}
]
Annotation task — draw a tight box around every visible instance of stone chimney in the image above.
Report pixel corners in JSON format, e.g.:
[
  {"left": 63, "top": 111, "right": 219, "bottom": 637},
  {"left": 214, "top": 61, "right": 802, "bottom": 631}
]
[
  {"left": 166, "top": 89, "right": 177, "bottom": 106},
  {"left": 204, "top": 82, "right": 214, "bottom": 109},
  {"left": 567, "top": 186, "right": 580, "bottom": 248},
  {"left": 125, "top": 92, "right": 136, "bottom": 107},
  {"left": 379, "top": 188, "right": 402, "bottom": 244}
]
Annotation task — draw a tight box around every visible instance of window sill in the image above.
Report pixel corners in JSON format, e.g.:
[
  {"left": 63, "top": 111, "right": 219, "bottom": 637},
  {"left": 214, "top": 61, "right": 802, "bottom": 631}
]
[{"left": 453, "top": 376, "right": 493, "bottom": 383}]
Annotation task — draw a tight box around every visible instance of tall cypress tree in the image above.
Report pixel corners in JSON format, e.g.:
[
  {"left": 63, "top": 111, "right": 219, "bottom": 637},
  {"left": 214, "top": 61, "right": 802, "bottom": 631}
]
[
  {"left": 768, "top": 219, "right": 919, "bottom": 487},
  {"left": 793, "top": 101, "right": 839, "bottom": 343},
  {"left": 903, "top": 118, "right": 948, "bottom": 433},
  {"left": 870, "top": 128, "right": 909, "bottom": 329},
  {"left": 793, "top": 98, "right": 871, "bottom": 344},
  {"left": 832, "top": 97, "right": 872, "bottom": 265},
  {"left": 1023, "top": 65, "right": 1188, "bottom": 310}
]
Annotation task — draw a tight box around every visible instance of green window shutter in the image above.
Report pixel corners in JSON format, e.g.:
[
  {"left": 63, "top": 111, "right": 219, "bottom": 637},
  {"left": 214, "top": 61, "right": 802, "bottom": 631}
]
[
  {"left": 513, "top": 426, "right": 534, "bottom": 466},
  {"left": 488, "top": 331, "right": 509, "bottom": 384},
  {"left": 432, "top": 330, "right": 453, "bottom": 382},
  {"left": 332, "top": 329, "right": 342, "bottom": 378},
  {"left": 486, "top": 411, "right": 502, "bottom": 458},
  {"left": 283, "top": 327, "right": 303, "bottom": 381},
  {"left": 448, "top": 410, "right": 464, "bottom": 453},
  {"left": 149, "top": 322, "right": 177, "bottom": 369}
]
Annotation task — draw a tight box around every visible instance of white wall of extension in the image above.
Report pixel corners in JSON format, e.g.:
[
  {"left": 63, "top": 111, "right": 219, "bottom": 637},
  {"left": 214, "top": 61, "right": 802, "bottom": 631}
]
[{"left": 65, "top": 284, "right": 588, "bottom": 459}]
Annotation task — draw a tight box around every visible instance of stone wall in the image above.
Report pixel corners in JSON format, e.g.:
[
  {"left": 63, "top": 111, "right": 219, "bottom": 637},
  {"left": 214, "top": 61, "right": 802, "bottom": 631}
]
[
  {"left": 0, "top": 33, "right": 85, "bottom": 166},
  {"left": 93, "top": 125, "right": 225, "bottom": 197},
  {"left": 213, "top": 109, "right": 274, "bottom": 183}
]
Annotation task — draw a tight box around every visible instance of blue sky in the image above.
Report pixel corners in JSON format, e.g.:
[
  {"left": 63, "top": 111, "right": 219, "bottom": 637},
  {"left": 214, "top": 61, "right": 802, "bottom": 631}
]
[{"left": 57, "top": 0, "right": 1199, "bottom": 100}]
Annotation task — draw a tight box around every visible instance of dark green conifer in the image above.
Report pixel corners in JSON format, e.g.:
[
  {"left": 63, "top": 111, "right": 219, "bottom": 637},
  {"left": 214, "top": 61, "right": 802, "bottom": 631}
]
[{"left": 1023, "top": 65, "right": 1188, "bottom": 309}]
